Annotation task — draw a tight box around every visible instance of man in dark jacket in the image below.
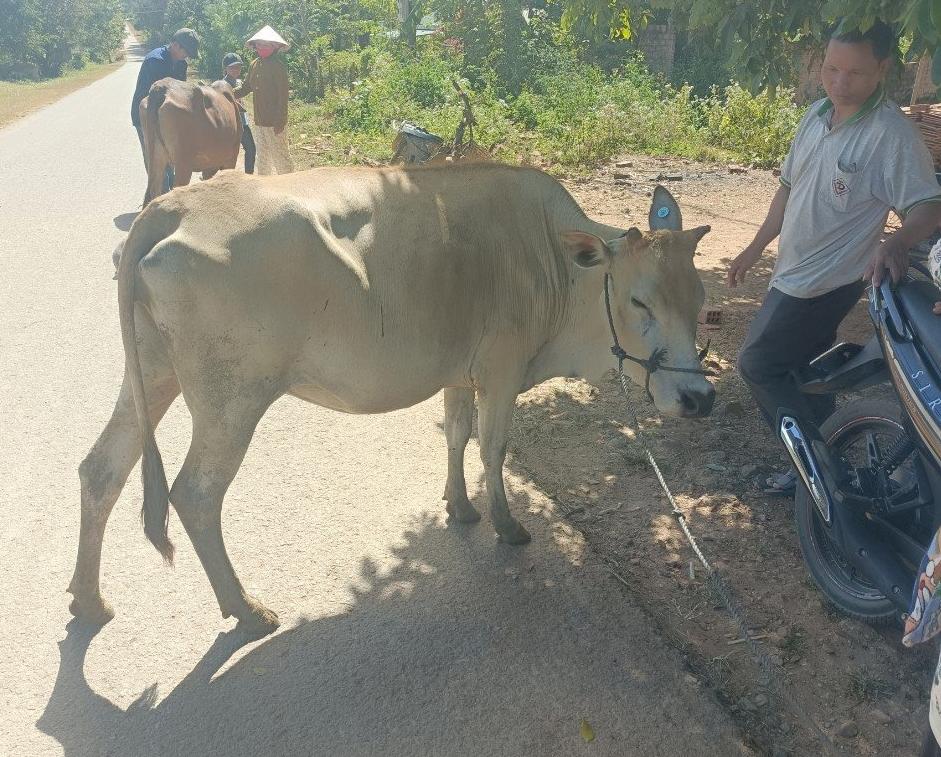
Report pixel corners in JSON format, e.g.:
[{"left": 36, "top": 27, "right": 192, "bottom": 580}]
[{"left": 130, "top": 29, "right": 199, "bottom": 191}]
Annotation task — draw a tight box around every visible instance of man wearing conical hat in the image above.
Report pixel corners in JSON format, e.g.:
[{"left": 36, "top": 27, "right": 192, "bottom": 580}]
[{"left": 233, "top": 26, "right": 294, "bottom": 175}]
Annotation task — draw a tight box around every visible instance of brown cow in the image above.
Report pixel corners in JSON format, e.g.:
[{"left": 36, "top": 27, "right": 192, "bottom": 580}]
[{"left": 139, "top": 77, "right": 242, "bottom": 206}]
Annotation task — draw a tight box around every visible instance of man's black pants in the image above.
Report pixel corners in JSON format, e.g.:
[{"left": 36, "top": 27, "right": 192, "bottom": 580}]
[
  {"left": 738, "top": 281, "right": 865, "bottom": 431},
  {"left": 242, "top": 123, "right": 256, "bottom": 174}
]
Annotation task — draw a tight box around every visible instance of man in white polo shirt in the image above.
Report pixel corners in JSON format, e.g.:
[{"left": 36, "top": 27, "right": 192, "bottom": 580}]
[{"left": 728, "top": 19, "right": 941, "bottom": 496}]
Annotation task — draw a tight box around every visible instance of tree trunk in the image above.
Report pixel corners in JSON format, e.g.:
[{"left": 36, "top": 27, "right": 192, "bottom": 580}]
[{"left": 397, "top": 0, "right": 417, "bottom": 47}]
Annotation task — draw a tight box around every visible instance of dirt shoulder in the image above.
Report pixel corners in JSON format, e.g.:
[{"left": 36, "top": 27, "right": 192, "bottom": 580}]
[{"left": 503, "top": 156, "right": 931, "bottom": 756}]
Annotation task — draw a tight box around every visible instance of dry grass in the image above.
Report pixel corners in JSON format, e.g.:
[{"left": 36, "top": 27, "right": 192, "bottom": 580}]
[{"left": 0, "top": 62, "right": 123, "bottom": 129}]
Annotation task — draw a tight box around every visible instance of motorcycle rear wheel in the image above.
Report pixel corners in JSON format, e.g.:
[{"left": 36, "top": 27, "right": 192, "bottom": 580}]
[{"left": 794, "top": 398, "right": 910, "bottom": 625}]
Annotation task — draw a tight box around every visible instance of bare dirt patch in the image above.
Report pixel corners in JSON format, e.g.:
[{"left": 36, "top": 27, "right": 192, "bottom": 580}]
[{"left": 502, "top": 157, "right": 932, "bottom": 755}]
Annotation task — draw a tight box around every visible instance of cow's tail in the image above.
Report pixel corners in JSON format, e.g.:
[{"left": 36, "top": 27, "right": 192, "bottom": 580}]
[
  {"left": 143, "top": 84, "right": 169, "bottom": 205},
  {"left": 117, "top": 204, "right": 179, "bottom": 563}
]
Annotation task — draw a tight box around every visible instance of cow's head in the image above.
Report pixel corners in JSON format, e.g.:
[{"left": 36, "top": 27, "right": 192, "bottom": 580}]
[{"left": 562, "top": 186, "right": 715, "bottom": 418}]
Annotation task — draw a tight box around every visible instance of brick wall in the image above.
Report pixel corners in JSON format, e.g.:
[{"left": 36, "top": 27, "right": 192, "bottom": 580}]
[{"left": 640, "top": 23, "right": 675, "bottom": 77}]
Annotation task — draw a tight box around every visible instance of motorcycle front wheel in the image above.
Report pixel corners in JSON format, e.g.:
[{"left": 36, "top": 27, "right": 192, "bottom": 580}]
[{"left": 795, "top": 398, "right": 912, "bottom": 625}]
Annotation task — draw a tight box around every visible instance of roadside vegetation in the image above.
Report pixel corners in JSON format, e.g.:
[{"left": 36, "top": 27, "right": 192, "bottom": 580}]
[
  {"left": 0, "top": 0, "right": 126, "bottom": 79},
  {"left": 123, "top": 0, "right": 941, "bottom": 173},
  {"left": 287, "top": 45, "right": 803, "bottom": 170},
  {"left": 0, "top": 60, "right": 123, "bottom": 128},
  {"left": 0, "top": 0, "right": 127, "bottom": 126},
  {"left": 127, "top": 0, "right": 812, "bottom": 171}
]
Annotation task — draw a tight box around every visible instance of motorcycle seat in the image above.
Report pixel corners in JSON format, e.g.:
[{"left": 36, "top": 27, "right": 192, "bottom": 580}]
[{"left": 896, "top": 278, "right": 941, "bottom": 376}]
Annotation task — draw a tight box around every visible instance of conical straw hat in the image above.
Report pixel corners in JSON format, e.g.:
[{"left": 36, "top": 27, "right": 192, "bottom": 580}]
[{"left": 247, "top": 26, "right": 290, "bottom": 50}]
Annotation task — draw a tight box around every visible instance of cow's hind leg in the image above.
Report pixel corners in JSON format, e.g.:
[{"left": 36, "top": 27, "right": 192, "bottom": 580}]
[
  {"left": 170, "top": 397, "right": 279, "bottom": 637},
  {"left": 477, "top": 383, "right": 530, "bottom": 545},
  {"left": 442, "top": 387, "right": 480, "bottom": 523},
  {"left": 69, "top": 369, "right": 180, "bottom": 624}
]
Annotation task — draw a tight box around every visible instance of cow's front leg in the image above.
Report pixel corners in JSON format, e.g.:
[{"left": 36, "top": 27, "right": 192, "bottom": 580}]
[
  {"left": 442, "top": 387, "right": 480, "bottom": 523},
  {"left": 477, "top": 383, "right": 530, "bottom": 545}
]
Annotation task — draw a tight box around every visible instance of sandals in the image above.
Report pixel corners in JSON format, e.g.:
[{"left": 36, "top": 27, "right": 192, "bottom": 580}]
[{"left": 761, "top": 469, "right": 797, "bottom": 496}]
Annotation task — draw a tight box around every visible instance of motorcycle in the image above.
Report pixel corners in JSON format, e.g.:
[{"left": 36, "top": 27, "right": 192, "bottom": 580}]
[{"left": 778, "top": 263, "right": 941, "bottom": 624}]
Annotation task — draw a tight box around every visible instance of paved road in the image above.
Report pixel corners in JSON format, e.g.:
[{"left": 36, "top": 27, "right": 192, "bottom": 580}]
[{"left": 0, "top": 48, "right": 748, "bottom": 756}]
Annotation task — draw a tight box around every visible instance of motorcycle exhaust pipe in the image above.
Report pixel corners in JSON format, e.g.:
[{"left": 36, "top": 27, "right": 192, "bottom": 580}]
[{"left": 778, "top": 414, "right": 834, "bottom": 524}]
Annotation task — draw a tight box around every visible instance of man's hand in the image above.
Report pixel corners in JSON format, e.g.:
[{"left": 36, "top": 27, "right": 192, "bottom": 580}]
[
  {"left": 864, "top": 241, "right": 908, "bottom": 287},
  {"left": 728, "top": 246, "right": 763, "bottom": 288}
]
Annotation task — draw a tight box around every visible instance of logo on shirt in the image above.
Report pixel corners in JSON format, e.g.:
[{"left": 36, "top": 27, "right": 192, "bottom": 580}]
[{"left": 832, "top": 177, "right": 849, "bottom": 196}]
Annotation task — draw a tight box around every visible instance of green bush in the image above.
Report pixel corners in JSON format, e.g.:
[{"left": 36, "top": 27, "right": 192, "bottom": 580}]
[
  {"left": 702, "top": 84, "right": 805, "bottom": 167},
  {"left": 294, "top": 42, "right": 802, "bottom": 172},
  {"left": 125, "top": 0, "right": 805, "bottom": 171}
]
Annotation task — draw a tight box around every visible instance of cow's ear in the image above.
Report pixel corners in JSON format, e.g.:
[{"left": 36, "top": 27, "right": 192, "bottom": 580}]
[
  {"left": 620, "top": 227, "right": 644, "bottom": 246},
  {"left": 673, "top": 225, "right": 710, "bottom": 257},
  {"left": 648, "top": 185, "right": 683, "bottom": 231},
  {"left": 562, "top": 231, "right": 612, "bottom": 269},
  {"left": 609, "top": 227, "right": 648, "bottom": 255},
  {"left": 688, "top": 225, "right": 711, "bottom": 243}
]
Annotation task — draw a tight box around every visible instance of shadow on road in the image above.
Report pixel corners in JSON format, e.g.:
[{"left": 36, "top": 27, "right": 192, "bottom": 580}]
[{"left": 36, "top": 499, "right": 732, "bottom": 756}]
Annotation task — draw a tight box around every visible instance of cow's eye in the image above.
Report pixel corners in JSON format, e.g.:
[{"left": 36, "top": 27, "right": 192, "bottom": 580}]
[{"left": 631, "top": 298, "right": 651, "bottom": 313}]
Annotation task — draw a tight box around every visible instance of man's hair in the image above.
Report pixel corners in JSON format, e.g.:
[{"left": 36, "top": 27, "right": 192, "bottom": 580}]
[{"left": 829, "top": 18, "right": 896, "bottom": 61}]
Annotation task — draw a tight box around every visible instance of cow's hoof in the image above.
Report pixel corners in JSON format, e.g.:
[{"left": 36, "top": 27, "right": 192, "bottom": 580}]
[
  {"left": 496, "top": 521, "right": 531, "bottom": 545},
  {"left": 234, "top": 599, "right": 280, "bottom": 639},
  {"left": 68, "top": 595, "right": 115, "bottom": 626},
  {"left": 446, "top": 496, "right": 481, "bottom": 523}
]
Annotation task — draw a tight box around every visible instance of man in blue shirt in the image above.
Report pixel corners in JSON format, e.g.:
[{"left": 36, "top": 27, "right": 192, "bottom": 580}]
[{"left": 130, "top": 29, "right": 199, "bottom": 192}]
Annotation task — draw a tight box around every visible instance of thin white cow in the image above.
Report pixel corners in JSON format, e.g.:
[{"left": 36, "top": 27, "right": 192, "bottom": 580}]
[{"left": 70, "top": 164, "right": 714, "bottom": 637}]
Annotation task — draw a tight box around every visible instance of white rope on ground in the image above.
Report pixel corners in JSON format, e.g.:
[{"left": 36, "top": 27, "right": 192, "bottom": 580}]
[{"left": 612, "top": 366, "right": 839, "bottom": 754}]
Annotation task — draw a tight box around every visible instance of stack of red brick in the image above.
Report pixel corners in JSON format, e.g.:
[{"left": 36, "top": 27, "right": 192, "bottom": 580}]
[{"left": 903, "top": 104, "right": 941, "bottom": 167}]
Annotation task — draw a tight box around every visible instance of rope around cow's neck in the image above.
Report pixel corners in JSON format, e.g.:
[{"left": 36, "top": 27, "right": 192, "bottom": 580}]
[{"left": 602, "top": 273, "right": 716, "bottom": 401}]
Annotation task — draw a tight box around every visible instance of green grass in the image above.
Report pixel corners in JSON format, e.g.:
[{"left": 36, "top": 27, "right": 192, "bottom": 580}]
[{"left": 0, "top": 61, "right": 124, "bottom": 129}]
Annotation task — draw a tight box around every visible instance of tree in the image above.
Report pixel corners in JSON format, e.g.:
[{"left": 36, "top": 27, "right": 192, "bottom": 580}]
[
  {"left": 561, "top": 0, "right": 941, "bottom": 94},
  {"left": 0, "top": 0, "right": 125, "bottom": 77}
]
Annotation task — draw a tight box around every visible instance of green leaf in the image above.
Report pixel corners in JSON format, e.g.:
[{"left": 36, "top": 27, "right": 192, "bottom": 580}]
[
  {"left": 932, "top": 0, "right": 941, "bottom": 34},
  {"left": 580, "top": 718, "right": 596, "bottom": 743},
  {"left": 921, "top": 0, "right": 940, "bottom": 44}
]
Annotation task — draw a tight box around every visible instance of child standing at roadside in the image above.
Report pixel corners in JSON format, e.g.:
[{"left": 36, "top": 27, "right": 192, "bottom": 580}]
[
  {"left": 222, "top": 52, "right": 256, "bottom": 174},
  {"left": 234, "top": 26, "right": 293, "bottom": 175}
]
